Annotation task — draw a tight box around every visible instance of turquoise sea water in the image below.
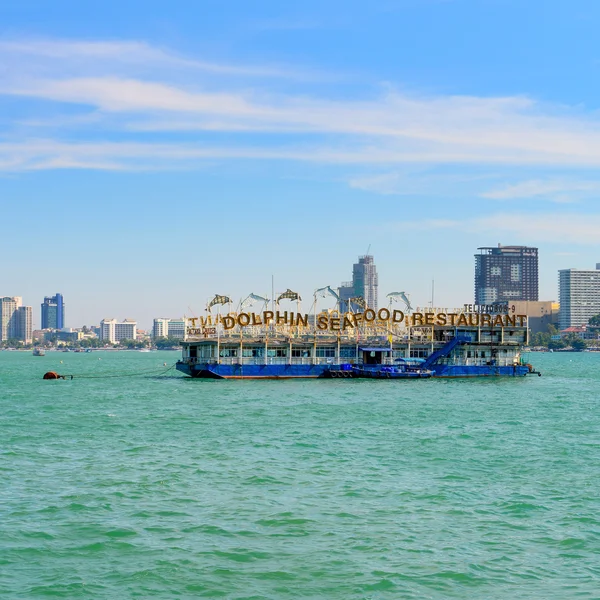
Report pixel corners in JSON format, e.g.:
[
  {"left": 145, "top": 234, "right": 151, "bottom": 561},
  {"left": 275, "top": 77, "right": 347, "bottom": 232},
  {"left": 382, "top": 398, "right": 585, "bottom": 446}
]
[{"left": 1, "top": 350, "right": 599, "bottom": 599}]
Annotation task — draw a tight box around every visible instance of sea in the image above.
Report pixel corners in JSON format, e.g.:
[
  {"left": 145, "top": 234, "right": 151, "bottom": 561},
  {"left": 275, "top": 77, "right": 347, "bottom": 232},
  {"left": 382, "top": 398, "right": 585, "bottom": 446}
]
[{"left": 1, "top": 350, "right": 599, "bottom": 599}]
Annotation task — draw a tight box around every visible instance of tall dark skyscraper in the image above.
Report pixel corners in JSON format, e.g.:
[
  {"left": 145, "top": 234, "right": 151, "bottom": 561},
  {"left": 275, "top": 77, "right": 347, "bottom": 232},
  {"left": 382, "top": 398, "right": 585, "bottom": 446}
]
[
  {"left": 41, "top": 293, "right": 65, "bottom": 329},
  {"left": 474, "top": 245, "right": 538, "bottom": 304},
  {"left": 339, "top": 255, "right": 379, "bottom": 310}
]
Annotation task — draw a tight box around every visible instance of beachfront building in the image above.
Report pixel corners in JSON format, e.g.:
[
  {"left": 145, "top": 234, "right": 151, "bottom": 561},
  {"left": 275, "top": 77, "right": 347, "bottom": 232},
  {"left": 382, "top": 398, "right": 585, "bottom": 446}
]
[
  {"left": 153, "top": 318, "right": 169, "bottom": 338},
  {"left": 17, "top": 306, "right": 32, "bottom": 344},
  {"left": 558, "top": 265, "right": 600, "bottom": 329},
  {"left": 153, "top": 318, "right": 186, "bottom": 339},
  {"left": 475, "top": 245, "right": 538, "bottom": 304},
  {"left": 0, "top": 297, "right": 32, "bottom": 343},
  {"left": 507, "top": 300, "right": 559, "bottom": 335},
  {"left": 100, "top": 319, "right": 137, "bottom": 343},
  {"left": 41, "top": 293, "right": 65, "bottom": 329},
  {"left": 0, "top": 296, "right": 20, "bottom": 341}
]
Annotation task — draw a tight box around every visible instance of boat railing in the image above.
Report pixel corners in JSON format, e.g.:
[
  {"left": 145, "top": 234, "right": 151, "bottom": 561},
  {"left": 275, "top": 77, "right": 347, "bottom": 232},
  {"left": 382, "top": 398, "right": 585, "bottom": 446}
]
[
  {"left": 439, "top": 357, "right": 518, "bottom": 367},
  {"left": 184, "top": 356, "right": 363, "bottom": 366},
  {"left": 182, "top": 355, "right": 520, "bottom": 368}
]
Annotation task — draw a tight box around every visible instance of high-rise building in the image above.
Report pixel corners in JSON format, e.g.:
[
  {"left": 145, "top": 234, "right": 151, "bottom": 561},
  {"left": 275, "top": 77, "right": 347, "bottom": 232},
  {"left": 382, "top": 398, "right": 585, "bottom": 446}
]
[
  {"left": 474, "top": 245, "right": 538, "bottom": 304},
  {"left": 558, "top": 266, "right": 600, "bottom": 329},
  {"left": 115, "top": 320, "right": 137, "bottom": 341},
  {"left": 41, "top": 293, "right": 65, "bottom": 329},
  {"left": 1, "top": 296, "right": 21, "bottom": 341},
  {"left": 153, "top": 318, "right": 169, "bottom": 338},
  {"left": 354, "top": 255, "right": 379, "bottom": 309},
  {"left": 100, "top": 319, "right": 137, "bottom": 343},
  {"left": 339, "top": 255, "right": 379, "bottom": 310},
  {"left": 16, "top": 306, "right": 32, "bottom": 343},
  {"left": 100, "top": 319, "right": 116, "bottom": 342},
  {"left": 0, "top": 297, "right": 32, "bottom": 342},
  {"left": 338, "top": 282, "right": 355, "bottom": 312},
  {"left": 153, "top": 318, "right": 187, "bottom": 339}
]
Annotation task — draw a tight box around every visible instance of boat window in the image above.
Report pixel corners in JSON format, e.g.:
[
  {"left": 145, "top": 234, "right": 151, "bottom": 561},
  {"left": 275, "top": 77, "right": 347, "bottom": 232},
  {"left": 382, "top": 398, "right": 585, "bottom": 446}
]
[
  {"left": 267, "top": 348, "right": 287, "bottom": 357},
  {"left": 219, "top": 348, "right": 238, "bottom": 357},
  {"left": 410, "top": 349, "right": 429, "bottom": 358},
  {"left": 292, "top": 348, "right": 311, "bottom": 357},
  {"left": 199, "top": 345, "right": 216, "bottom": 358},
  {"left": 242, "top": 347, "right": 264, "bottom": 357},
  {"left": 315, "top": 347, "right": 335, "bottom": 358}
]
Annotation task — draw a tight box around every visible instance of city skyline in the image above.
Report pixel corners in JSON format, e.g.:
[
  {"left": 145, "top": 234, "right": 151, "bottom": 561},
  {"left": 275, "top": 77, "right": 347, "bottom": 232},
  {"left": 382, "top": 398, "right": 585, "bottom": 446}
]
[
  {"left": 2, "top": 1, "right": 600, "bottom": 327},
  {"left": 5, "top": 244, "right": 595, "bottom": 331}
]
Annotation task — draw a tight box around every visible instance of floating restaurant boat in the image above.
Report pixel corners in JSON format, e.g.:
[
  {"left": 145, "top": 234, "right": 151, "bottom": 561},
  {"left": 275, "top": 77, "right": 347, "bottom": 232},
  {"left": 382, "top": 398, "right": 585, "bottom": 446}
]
[{"left": 176, "top": 290, "right": 539, "bottom": 379}]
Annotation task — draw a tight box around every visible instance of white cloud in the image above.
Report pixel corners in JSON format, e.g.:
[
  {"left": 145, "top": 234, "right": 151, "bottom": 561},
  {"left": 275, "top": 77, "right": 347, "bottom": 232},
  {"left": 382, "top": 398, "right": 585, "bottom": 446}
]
[
  {"left": 6, "top": 75, "right": 600, "bottom": 168},
  {"left": 349, "top": 173, "right": 406, "bottom": 195},
  {"left": 482, "top": 179, "right": 600, "bottom": 201},
  {"left": 348, "top": 170, "right": 494, "bottom": 195},
  {"left": 399, "top": 212, "right": 600, "bottom": 245},
  {"left": 0, "top": 39, "right": 302, "bottom": 78},
  {"left": 4, "top": 38, "right": 600, "bottom": 173}
]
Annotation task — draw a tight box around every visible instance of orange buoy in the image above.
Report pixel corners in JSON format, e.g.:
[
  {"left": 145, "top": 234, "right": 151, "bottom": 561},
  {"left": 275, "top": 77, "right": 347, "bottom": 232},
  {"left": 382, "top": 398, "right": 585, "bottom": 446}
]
[{"left": 43, "top": 371, "right": 61, "bottom": 379}]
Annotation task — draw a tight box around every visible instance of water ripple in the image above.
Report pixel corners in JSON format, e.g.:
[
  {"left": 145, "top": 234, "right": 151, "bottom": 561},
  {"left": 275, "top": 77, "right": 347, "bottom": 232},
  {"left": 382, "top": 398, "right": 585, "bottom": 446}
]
[{"left": 2, "top": 351, "right": 600, "bottom": 597}]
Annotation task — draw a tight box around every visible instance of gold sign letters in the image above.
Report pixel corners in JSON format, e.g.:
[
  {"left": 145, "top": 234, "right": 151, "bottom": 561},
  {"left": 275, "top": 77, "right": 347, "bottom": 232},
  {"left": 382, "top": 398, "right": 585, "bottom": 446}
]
[{"left": 186, "top": 309, "right": 527, "bottom": 333}]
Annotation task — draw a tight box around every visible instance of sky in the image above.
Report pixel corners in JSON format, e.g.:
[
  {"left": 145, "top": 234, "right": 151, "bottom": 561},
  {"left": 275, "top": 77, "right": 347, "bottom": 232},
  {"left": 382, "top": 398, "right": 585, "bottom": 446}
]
[{"left": 2, "top": 0, "right": 600, "bottom": 329}]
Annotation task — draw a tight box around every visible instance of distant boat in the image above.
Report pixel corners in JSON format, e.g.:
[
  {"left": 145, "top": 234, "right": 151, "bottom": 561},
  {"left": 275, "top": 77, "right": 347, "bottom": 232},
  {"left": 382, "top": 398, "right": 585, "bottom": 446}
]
[{"left": 33, "top": 348, "right": 45, "bottom": 356}]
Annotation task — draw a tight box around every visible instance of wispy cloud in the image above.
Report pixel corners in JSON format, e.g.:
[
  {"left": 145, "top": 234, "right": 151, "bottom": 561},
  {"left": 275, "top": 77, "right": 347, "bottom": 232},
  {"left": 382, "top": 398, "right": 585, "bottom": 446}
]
[
  {"left": 0, "top": 39, "right": 305, "bottom": 78},
  {"left": 7, "top": 76, "right": 600, "bottom": 167},
  {"left": 398, "top": 212, "right": 600, "bottom": 245},
  {"left": 481, "top": 179, "right": 600, "bottom": 202},
  {"left": 349, "top": 172, "right": 408, "bottom": 195},
  {"left": 348, "top": 170, "right": 493, "bottom": 195},
  {"left": 4, "top": 38, "right": 600, "bottom": 174}
]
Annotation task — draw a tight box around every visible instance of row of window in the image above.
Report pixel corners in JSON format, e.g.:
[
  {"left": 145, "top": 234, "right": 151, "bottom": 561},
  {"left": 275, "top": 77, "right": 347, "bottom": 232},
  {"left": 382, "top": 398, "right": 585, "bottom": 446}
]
[
  {"left": 194, "top": 344, "right": 518, "bottom": 360},
  {"left": 200, "top": 346, "right": 392, "bottom": 359},
  {"left": 218, "top": 347, "right": 344, "bottom": 358}
]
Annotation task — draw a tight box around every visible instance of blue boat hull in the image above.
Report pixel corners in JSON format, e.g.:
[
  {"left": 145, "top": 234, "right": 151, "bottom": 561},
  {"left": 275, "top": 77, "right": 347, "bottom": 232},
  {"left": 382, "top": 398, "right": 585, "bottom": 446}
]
[
  {"left": 432, "top": 364, "right": 530, "bottom": 377},
  {"left": 176, "top": 361, "right": 531, "bottom": 379},
  {"left": 176, "top": 362, "right": 331, "bottom": 378}
]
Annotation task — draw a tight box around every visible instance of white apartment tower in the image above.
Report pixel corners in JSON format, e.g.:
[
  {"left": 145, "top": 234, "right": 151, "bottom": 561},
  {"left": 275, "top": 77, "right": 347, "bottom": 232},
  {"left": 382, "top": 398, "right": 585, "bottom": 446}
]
[
  {"left": 0, "top": 297, "right": 32, "bottom": 342},
  {"left": 558, "top": 265, "right": 600, "bottom": 329},
  {"left": 17, "top": 306, "right": 32, "bottom": 343},
  {"left": 153, "top": 318, "right": 186, "bottom": 339},
  {"left": 100, "top": 319, "right": 137, "bottom": 343},
  {"left": 100, "top": 319, "right": 117, "bottom": 343},
  {"left": 153, "top": 318, "right": 169, "bottom": 338}
]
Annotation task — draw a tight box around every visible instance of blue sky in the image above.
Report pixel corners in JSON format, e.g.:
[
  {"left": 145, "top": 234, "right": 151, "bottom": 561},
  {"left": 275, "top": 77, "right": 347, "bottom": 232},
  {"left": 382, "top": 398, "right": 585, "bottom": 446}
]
[{"left": 2, "top": 0, "right": 600, "bottom": 328}]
